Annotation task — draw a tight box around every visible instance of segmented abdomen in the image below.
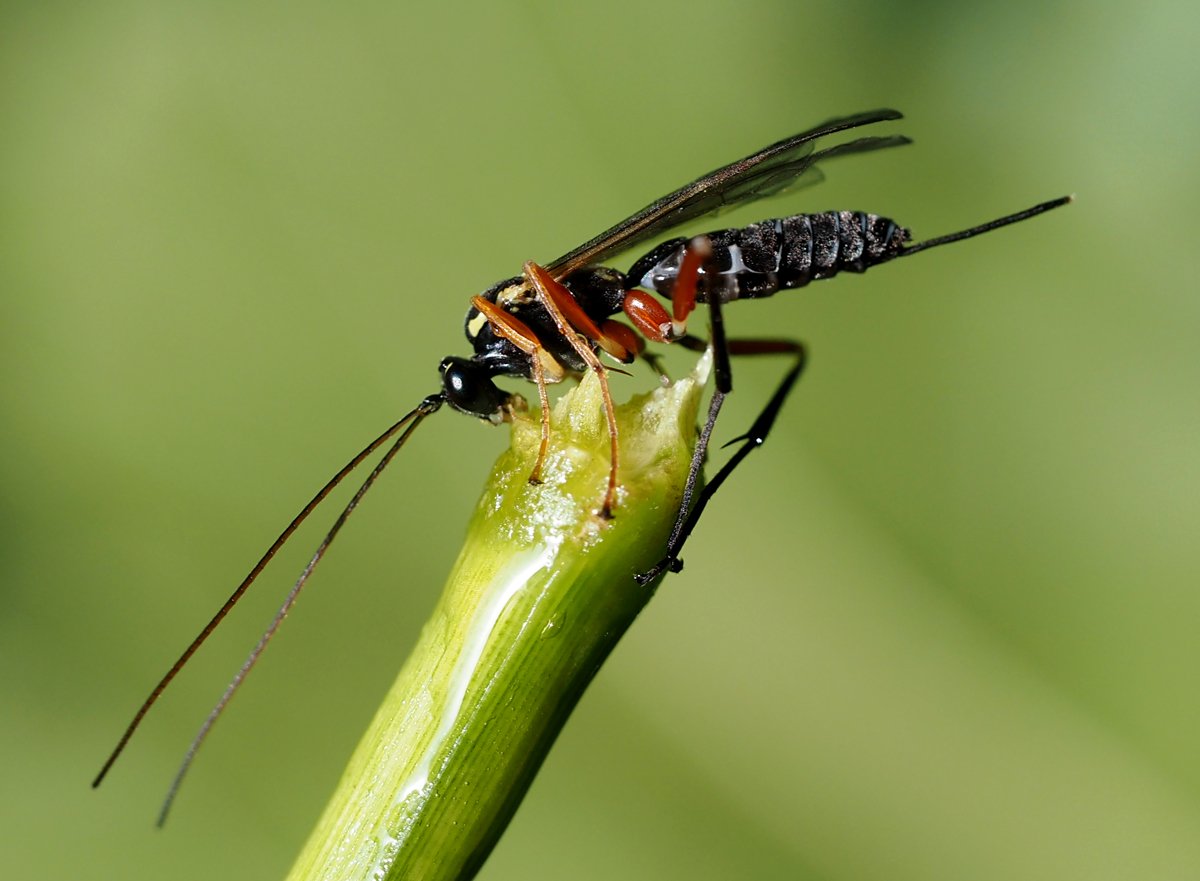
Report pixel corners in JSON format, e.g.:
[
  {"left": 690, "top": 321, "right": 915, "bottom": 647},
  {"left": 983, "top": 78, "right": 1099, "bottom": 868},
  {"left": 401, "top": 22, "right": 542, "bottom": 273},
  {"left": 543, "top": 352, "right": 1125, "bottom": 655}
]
[{"left": 626, "top": 211, "right": 910, "bottom": 302}]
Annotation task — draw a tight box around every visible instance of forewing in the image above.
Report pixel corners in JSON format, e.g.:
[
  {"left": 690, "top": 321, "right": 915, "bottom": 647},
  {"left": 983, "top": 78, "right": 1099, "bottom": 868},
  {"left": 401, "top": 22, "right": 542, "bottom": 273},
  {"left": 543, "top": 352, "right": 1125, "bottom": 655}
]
[{"left": 546, "top": 108, "right": 907, "bottom": 277}]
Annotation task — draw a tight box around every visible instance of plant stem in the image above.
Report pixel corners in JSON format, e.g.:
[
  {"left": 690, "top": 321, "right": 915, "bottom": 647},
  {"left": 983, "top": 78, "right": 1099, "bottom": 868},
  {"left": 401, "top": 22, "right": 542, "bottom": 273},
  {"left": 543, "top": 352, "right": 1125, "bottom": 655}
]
[{"left": 285, "top": 355, "right": 709, "bottom": 881}]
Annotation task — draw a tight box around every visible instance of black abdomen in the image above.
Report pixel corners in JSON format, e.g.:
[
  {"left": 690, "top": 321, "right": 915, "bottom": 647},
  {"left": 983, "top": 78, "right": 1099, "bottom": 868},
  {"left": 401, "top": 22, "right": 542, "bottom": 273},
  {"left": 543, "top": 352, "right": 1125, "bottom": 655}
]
[{"left": 627, "top": 211, "right": 911, "bottom": 303}]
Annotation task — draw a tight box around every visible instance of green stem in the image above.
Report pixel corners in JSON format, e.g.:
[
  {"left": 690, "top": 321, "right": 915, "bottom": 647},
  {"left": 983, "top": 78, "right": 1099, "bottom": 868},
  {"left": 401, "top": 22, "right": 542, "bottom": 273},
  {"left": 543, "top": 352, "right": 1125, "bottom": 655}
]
[{"left": 285, "top": 355, "right": 709, "bottom": 881}]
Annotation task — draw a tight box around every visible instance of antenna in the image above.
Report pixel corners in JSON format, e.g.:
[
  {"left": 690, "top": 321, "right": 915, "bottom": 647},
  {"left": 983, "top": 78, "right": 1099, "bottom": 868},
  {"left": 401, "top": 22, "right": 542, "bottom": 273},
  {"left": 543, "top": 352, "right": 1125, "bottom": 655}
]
[{"left": 94, "top": 395, "right": 443, "bottom": 810}]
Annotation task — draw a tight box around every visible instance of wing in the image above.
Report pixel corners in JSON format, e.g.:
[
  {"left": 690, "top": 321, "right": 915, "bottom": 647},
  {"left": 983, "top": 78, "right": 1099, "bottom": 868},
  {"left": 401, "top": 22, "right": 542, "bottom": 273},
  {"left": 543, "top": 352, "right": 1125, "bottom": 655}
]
[{"left": 546, "top": 108, "right": 911, "bottom": 278}]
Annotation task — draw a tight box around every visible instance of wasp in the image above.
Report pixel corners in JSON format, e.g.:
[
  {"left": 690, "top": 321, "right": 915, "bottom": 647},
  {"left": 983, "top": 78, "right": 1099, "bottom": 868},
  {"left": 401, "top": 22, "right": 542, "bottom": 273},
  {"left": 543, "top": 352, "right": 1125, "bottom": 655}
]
[{"left": 94, "top": 108, "right": 1069, "bottom": 822}]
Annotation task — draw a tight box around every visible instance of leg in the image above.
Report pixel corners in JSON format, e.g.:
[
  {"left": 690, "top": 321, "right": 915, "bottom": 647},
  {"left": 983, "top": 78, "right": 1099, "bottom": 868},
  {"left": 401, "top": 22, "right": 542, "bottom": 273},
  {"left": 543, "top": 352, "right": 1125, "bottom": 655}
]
[
  {"left": 634, "top": 240, "right": 732, "bottom": 582},
  {"left": 470, "top": 295, "right": 565, "bottom": 483},
  {"left": 635, "top": 251, "right": 732, "bottom": 583},
  {"left": 525, "top": 355, "right": 552, "bottom": 484},
  {"left": 635, "top": 339, "right": 807, "bottom": 585},
  {"left": 621, "top": 236, "right": 711, "bottom": 347},
  {"left": 622, "top": 235, "right": 736, "bottom": 561},
  {"left": 524, "top": 262, "right": 623, "bottom": 517}
]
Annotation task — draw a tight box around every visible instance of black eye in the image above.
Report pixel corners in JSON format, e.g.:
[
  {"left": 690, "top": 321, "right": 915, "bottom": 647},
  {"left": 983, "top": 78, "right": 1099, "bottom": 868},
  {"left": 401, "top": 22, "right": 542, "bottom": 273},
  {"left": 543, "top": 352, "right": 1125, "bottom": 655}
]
[{"left": 440, "top": 357, "right": 509, "bottom": 421}]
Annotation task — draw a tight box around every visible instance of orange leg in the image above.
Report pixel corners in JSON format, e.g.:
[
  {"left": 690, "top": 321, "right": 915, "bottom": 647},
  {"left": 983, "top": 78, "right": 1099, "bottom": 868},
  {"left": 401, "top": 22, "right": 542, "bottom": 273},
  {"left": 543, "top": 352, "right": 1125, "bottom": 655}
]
[
  {"left": 524, "top": 262, "right": 622, "bottom": 518},
  {"left": 622, "top": 235, "right": 713, "bottom": 345},
  {"left": 527, "top": 266, "right": 637, "bottom": 365},
  {"left": 524, "top": 356, "right": 552, "bottom": 484},
  {"left": 604, "top": 310, "right": 667, "bottom": 379},
  {"left": 470, "top": 296, "right": 564, "bottom": 484},
  {"left": 599, "top": 319, "right": 646, "bottom": 360},
  {"left": 622, "top": 290, "right": 674, "bottom": 343},
  {"left": 669, "top": 235, "right": 712, "bottom": 337}
]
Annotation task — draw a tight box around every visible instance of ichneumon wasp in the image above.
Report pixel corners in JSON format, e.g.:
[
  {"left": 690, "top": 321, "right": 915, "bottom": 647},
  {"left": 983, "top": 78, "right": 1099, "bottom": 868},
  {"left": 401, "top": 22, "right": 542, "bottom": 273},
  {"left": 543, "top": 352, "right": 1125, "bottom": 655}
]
[{"left": 93, "top": 108, "right": 1070, "bottom": 823}]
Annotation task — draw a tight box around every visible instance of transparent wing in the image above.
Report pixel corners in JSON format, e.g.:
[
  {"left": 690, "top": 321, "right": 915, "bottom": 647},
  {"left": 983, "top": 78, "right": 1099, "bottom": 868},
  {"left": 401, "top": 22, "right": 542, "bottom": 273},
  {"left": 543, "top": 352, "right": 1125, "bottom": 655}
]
[{"left": 546, "top": 108, "right": 910, "bottom": 277}]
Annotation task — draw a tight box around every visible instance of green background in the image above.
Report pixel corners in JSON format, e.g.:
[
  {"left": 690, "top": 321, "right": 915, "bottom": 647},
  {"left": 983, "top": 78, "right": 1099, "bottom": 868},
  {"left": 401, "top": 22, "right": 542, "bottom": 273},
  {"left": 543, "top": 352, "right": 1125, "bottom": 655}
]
[{"left": 3, "top": 1, "right": 1197, "bottom": 879}]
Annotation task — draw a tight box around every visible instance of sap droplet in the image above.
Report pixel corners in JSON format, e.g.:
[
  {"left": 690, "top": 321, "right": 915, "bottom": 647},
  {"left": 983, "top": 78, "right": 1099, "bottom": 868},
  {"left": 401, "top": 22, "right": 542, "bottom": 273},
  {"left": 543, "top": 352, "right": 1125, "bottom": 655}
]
[{"left": 539, "top": 610, "right": 566, "bottom": 640}]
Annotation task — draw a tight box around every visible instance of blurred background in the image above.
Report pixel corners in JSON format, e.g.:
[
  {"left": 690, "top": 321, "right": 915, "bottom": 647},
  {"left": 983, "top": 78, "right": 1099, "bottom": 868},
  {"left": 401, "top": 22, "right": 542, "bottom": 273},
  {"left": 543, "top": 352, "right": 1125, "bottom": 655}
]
[{"left": 3, "top": 1, "right": 1198, "bottom": 879}]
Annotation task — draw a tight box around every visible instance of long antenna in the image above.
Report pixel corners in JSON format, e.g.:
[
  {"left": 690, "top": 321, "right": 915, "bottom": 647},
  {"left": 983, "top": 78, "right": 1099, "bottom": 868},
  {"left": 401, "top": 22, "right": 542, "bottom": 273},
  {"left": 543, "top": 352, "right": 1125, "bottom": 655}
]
[
  {"left": 901, "top": 195, "right": 1073, "bottom": 257},
  {"left": 94, "top": 395, "right": 444, "bottom": 793},
  {"left": 154, "top": 395, "right": 441, "bottom": 825}
]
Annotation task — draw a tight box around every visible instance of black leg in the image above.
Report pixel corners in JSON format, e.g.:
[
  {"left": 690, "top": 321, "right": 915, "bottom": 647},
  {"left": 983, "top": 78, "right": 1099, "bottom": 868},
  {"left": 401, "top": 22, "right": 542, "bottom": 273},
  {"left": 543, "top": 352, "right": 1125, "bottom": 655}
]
[
  {"left": 635, "top": 338, "right": 807, "bottom": 585},
  {"left": 636, "top": 256, "right": 729, "bottom": 584},
  {"left": 709, "top": 295, "right": 733, "bottom": 395},
  {"left": 635, "top": 287, "right": 728, "bottom": 586}
]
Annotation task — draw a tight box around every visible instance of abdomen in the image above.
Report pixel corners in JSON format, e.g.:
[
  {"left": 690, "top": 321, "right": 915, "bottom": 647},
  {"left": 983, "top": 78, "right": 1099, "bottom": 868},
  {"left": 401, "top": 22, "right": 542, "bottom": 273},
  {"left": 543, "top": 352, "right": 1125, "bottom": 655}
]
[{"left": 626, "top": 211, "right": 910, "bottom": 302}]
